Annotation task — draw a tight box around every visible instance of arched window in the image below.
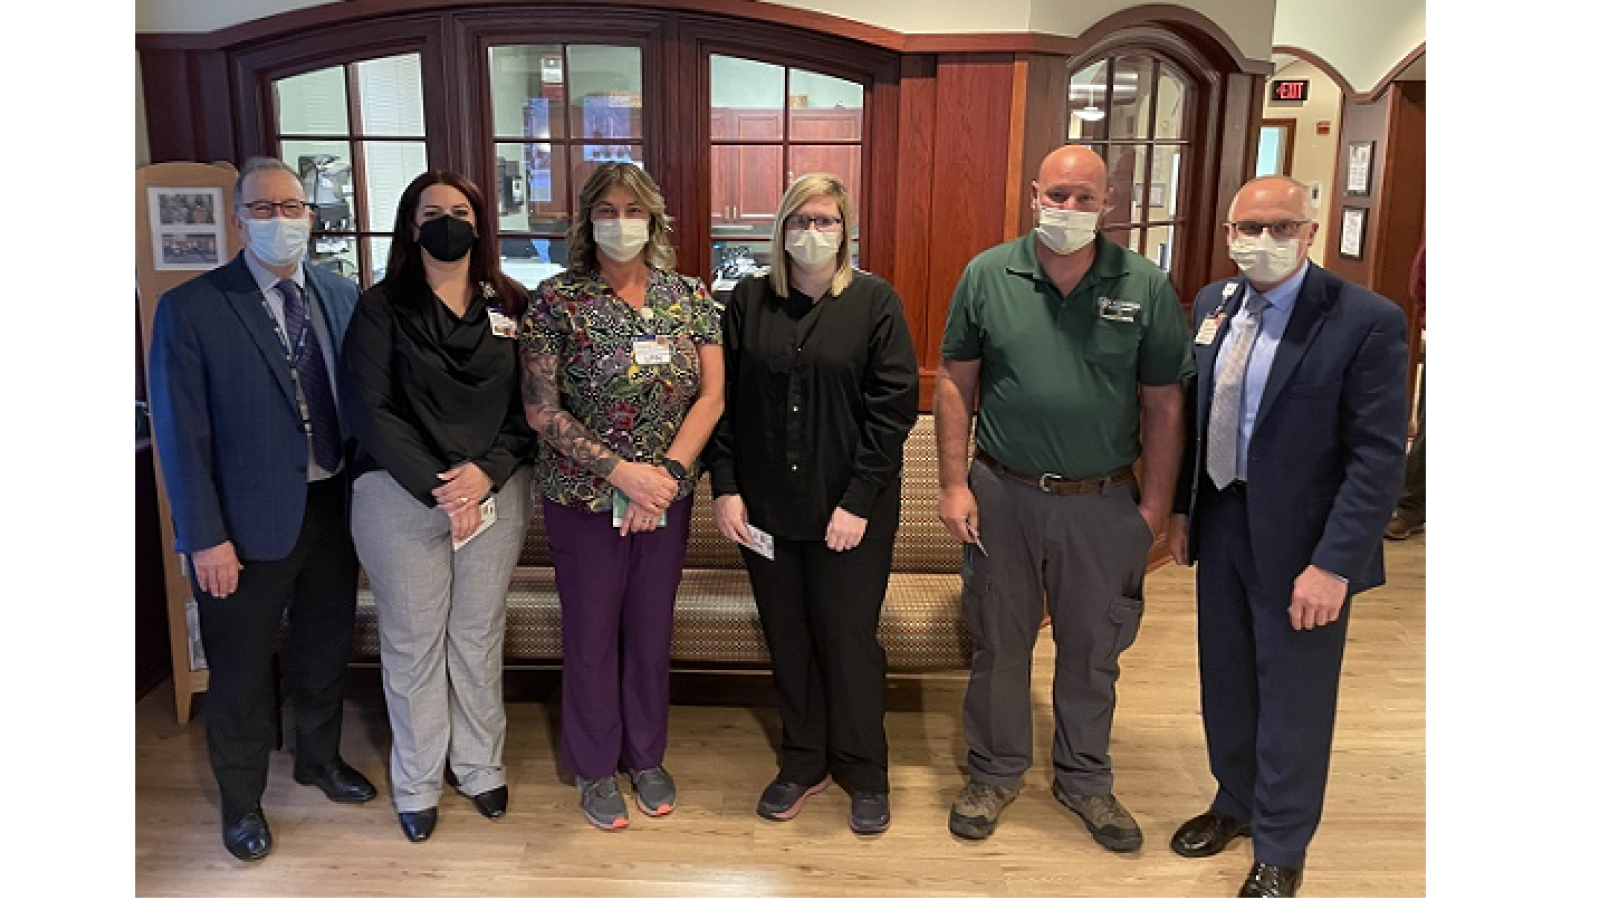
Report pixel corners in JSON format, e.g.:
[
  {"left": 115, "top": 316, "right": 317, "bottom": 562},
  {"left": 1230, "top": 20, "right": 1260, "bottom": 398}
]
[
  {"left": 1068, "top": 53, "right": 1193, "bottom": 273},
  {"left": 272, "top": 53, "right": 428, "bottom": 285}
]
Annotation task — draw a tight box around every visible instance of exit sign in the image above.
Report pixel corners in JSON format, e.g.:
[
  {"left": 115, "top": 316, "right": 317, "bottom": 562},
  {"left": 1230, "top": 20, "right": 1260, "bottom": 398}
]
[{"left": 1271, "top": 79, "right": 1310, "bottom": 102}]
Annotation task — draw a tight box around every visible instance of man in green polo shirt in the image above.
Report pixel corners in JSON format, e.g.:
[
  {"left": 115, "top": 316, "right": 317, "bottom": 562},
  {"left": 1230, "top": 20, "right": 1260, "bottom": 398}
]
[{"left": 934, "top": 144, "right": 1192, "bottom": 850}]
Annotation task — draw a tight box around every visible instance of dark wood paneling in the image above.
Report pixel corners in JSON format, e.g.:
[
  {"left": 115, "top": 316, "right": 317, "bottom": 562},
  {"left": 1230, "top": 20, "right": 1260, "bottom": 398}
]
[
  {"left": 923, "top": 53, "right": 1017, "bottom": 371},
  {"left": 888, "top": 55, "right": 938, "bottom": 407}
]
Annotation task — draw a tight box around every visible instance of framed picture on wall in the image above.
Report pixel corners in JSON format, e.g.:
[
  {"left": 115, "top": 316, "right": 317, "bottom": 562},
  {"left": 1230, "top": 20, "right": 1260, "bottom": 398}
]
[
  {"left": 1345, "top": 141, "right": 1374, "bottom": 197},
  {"left": 1339, "top": 206, "right": 1367, "bottom": 259},
  {"left": 147, "top": 186, "right": 226, "bottom": 271}
]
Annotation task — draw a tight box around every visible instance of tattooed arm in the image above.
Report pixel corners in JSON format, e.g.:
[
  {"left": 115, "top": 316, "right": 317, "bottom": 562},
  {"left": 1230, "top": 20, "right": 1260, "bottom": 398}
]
[{"left": 521, "top": 349, "right": 677, "bottom": 520}]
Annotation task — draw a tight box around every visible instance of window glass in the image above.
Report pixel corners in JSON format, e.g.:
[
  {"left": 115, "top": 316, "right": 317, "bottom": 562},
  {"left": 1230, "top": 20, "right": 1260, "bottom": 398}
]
[
  {"left": 276, "top": 67, "right": 348, "bottom": 134},
  {"left": 489, "top": 45, "right": 566, "bottom": 140},
  {"left": 1108, "top": 57, "right": 1154, "bottom": 141},
  {"left": 490, "top": 43, "right": 644, "bottom": 278},
  {"left": 1067, "top": 61, "right": 1108, "bottom": 142},
  {"left": 709, "top": 55, "right": 866, "bottom": 293},
  {"left": 1069, "top": 53, "right": 1191, "bottom": 274},
  {"left": 361, "top": 141, "right": 429, "bottom": 232},
  {"left": 272, "top": 53, "right": 424, "bottom": 287},
  {"left": 356, "top": 55, "right": 425, "bottom": 136}
]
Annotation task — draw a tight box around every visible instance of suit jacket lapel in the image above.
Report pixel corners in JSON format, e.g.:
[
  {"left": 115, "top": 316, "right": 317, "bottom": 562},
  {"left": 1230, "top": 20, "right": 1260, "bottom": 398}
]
[
  {"left": 1195, "top": 278, "right": 1248, "bottom": 427},
  {"left": 219, "top": 255, "right": 299, "bottom": 408},
  {"left": 1257, "top": 265, "right": 1332, "bottom": 425}
]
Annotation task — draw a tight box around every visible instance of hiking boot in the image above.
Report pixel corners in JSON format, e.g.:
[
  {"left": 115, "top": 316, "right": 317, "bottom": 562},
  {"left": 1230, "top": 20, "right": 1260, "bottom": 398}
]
[
  {"left": 1052, "top": 783, "right": 1142, "bottom": 851},
  {"left": 756, "top": 774, "right": 832, "bottom": 821},
  {"left": 576, "top": 775, "right": 629, "bottom": 830},
  {"left": 628, "top": 766, "right": 676, "bottom": 816},
  {"left": 848, "top": 791, "right": 891, "bottom": 835},
  {"left": 948, "top": 779, "right": 1020, "bottom": 840}
]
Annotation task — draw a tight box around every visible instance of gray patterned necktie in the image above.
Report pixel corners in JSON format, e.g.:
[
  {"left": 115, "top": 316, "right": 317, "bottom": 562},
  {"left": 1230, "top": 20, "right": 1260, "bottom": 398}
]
[{"left": 1206, "top": 293, "right": 1267, "bottom": 489}]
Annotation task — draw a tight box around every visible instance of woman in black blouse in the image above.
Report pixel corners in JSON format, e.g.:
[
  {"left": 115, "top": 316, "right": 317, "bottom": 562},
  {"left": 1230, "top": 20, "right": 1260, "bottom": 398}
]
[
  {"left": 706, "top": 173, "right": 918, "bottom": 834},
  {"left": 341, "top": 171, "right": 535, "bottom": 843}
]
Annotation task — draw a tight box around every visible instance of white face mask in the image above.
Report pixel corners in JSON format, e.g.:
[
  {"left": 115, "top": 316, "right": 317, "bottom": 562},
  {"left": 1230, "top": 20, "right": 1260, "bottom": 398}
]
[
  {"left": 593, "top": 218, "right": 650, "bottom": 262},
  {"left": 1034, "top": 206, "right": 1099, "bottom": 255},
  {"left": 784, "top": 228, "right": 840, "bottom": 273},
  {"left": 1229, "top": 233, "right": 1304, "bottom": 284},
  {"left": 243, "top": 215, "right": 311, "bottom": 268}
]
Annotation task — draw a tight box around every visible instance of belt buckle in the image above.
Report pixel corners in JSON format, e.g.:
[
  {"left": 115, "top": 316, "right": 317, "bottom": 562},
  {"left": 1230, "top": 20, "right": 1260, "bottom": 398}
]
[{"left": 1037, "top": 472, "right": 1066, "bottom": 493}]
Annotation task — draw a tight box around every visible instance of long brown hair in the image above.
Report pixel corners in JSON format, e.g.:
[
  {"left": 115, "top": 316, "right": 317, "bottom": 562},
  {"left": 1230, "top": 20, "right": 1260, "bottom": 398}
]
[{"left": 382, "top": 170, "right": 529, "bottom": 315}]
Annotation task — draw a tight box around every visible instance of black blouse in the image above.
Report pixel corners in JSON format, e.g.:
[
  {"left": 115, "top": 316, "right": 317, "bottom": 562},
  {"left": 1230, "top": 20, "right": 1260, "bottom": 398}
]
[
  {"left": 341, "top": 281, "right": 535, "bottom": 507},
  {"left": 707, "top": 270, "right": 918, "bottom": 540}
]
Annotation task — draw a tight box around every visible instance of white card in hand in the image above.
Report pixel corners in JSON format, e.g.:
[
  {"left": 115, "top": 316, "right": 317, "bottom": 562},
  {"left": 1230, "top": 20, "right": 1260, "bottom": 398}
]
[
  {"left": 741, "top": 524, "right": 775, "bottom": 560},
  {"left": 453, "top": 496, "right": 497, "bottom": 550}
]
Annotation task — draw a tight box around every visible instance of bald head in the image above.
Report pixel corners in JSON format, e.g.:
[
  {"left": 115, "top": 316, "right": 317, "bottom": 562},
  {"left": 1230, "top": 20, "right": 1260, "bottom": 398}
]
[
  {"left": 1037, "top": 145, "right": 1108, "bottom": 196},
  {"left": 1229, "top": 175, "right": 1313, "bottom": 222}
]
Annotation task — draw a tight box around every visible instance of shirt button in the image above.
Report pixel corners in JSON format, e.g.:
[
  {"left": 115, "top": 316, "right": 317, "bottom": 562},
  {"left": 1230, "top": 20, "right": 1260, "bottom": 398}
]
[
  {"left": 791, "top": 464, "right": 799, "bottom": 471},
  {"left": 791, "top": 406, "right": 799, "bottom": 412}
]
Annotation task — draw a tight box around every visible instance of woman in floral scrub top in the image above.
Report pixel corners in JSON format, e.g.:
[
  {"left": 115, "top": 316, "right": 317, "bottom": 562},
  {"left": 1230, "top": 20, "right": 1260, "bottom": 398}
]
[{"left": 520, "top": 162, "right": 724, "bottom": 831}]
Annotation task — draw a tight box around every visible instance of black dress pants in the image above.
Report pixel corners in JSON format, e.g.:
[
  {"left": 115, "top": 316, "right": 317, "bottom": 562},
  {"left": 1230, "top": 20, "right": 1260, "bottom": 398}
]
[
  {"left": 195, "top": 476, "right": 359, "bottom": 821},
  {"left": 742, "top": 487, "right": 899, "bottom": 795}
]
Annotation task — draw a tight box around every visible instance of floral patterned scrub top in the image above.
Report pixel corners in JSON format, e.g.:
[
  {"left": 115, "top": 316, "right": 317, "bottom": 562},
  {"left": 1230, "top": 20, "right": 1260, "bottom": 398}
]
[{"left": 521, "top": 265, "right": 722, "bottom": 512}]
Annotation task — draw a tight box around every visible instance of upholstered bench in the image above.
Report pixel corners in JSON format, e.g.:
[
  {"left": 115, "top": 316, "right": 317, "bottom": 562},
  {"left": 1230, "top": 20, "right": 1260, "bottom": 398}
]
[{"left": 350, "top": 414, "right": 973, "bottom": 672}]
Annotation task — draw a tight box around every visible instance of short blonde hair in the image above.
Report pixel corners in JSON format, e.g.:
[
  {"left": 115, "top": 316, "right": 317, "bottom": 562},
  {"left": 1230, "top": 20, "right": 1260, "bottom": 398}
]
[
  {"left": 769, "top": 173, "right": 855, "bottom": 299},
  {"left": 568, "top": 161, "right": 677, "bottom": 271}
]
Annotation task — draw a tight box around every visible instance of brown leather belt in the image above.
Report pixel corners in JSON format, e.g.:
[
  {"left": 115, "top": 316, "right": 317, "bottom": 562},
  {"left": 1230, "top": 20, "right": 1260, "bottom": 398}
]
[{"left": 975, "top": 448, "right": 1135, "bottom": 496}]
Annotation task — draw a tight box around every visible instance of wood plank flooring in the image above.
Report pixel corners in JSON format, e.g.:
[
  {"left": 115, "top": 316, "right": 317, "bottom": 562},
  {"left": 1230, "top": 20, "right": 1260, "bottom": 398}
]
[{"left": 133, "top": 535, "right": 1425, "bottom": 897}]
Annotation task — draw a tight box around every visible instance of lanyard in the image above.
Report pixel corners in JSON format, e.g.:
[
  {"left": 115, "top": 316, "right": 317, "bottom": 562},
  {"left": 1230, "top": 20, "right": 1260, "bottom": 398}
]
[{"left": 259, "top": 285, "right": 317, "bottom": 434}]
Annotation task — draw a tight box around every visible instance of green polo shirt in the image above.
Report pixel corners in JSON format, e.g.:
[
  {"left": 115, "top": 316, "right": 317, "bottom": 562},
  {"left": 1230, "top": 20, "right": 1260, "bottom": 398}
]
[{"left": 941, "top": 232, "right": 1193, "bottom": 477}]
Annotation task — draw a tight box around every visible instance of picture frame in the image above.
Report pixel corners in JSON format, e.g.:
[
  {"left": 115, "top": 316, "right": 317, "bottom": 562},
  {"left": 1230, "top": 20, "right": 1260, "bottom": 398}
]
[
  {"left": 147, "top": 186, "right": 226, "bottom": 271},
  {"left": 1339, "top": 206, "right": 1367, "bottom": 260},
  {"left": 1344, "top": 140, "right": 1375, "bottom": 197}
]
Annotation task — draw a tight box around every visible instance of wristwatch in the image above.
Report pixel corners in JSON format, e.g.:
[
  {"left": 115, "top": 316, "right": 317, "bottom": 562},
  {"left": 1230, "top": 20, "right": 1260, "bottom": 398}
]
[{"left": 662, "top": 457, "right": 689, "bottom": 480}]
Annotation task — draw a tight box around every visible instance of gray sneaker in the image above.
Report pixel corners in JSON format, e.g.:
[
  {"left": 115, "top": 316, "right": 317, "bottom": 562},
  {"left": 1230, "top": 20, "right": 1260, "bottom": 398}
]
[
  {"left": 576, "top": 775, "right": 629, "bottom": 830},
  {"left": 628, "top": 766, "right": 677, "bottom": 816},
  {"left": 948, "top": 779, "right": 1020, "bottom": 840},
  {"left": 1051, "top": 783, "right": 1142, "bottom": 851}
]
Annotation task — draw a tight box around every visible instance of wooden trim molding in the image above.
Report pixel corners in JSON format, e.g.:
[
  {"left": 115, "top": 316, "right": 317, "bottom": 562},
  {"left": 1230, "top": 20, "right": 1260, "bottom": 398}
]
[{"left": 1273, "top": 42, "right": 1424, "bottom": 105}]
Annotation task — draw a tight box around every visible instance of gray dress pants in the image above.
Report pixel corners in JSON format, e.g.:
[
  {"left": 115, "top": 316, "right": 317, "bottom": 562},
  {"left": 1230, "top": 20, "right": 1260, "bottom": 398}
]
[{"left": 352, "top": 466, "right": 530, "bottom": 812}]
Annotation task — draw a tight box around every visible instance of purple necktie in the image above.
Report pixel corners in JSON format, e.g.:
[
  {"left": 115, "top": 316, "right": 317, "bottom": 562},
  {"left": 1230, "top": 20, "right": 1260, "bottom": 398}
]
[{"left": 279, "top": 279, "right": 343, "bottom": 472}]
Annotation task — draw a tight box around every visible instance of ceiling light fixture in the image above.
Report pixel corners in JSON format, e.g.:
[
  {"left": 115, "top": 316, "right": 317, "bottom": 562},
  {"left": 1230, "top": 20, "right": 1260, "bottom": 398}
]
[{"left": 1073, "top": 105, "right": 1105, "bottom": 122}]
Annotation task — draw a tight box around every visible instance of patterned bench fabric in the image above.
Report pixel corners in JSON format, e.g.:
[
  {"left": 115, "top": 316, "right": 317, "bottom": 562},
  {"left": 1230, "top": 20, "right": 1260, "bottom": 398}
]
[{"left": 352, "top": 415, "right": 972, "bottom": 672}]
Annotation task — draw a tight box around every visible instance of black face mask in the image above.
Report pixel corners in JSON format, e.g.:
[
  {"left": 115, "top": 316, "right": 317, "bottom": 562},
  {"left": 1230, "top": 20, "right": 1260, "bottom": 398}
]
[{"left": 418, "top": 214, "right": 477, "bottom": 263}]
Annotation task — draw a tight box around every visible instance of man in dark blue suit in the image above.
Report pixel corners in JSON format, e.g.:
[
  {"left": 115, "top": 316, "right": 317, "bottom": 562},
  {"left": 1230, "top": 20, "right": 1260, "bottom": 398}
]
[
  {"left": 1166, "top": 176, "right": 1409, "bottom": 897},
  {"left": 148, "top": 157, "right": 376, "bottom": 862}
]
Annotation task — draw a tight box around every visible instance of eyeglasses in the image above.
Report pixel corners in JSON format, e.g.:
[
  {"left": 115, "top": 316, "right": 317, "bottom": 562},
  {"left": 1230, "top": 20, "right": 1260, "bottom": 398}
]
[
  {"left": 1229, "top": 219, "right": 1308, "bottom": 240},
  {"left": 240, "top": 200, "right": 317, "bottom": 219},
  {"left": 785, "top": 213, "right": 843, "bottom": 230}
]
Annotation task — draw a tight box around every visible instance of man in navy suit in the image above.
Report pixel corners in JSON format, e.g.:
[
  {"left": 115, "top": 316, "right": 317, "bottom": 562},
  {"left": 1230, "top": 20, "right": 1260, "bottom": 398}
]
[
  {"left": 1166, "top": 176, "right": 1409, "bottom": 897},
  {"left": 148, "top": 156, "right": 376, "bottom": 862}
]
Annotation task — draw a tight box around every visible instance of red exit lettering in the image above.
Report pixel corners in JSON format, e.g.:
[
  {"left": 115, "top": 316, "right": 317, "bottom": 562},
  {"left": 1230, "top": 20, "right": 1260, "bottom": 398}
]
[{"left": 1272, "top": 79, "right": 1309, "bottom": 102}]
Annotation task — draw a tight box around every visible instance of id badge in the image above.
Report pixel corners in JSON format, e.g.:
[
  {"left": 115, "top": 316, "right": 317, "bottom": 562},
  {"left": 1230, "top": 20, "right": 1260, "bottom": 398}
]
[
  {"left": 1195, "top": 313, "right": 1224, "bottom": 345},
  {"left": 1097, "top": 296, "right": 1140, "bottom": 323},
  {"left": 633, "top": 336, "right": 671, "bottom": 365},
  {"left": 488, "top": 309, "right": 518, "bottom": 338}
]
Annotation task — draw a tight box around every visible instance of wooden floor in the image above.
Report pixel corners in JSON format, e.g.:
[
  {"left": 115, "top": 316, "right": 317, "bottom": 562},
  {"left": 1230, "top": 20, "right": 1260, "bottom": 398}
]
[{"left": 134, "top": 535, "right": 1424, "bottom": 898}]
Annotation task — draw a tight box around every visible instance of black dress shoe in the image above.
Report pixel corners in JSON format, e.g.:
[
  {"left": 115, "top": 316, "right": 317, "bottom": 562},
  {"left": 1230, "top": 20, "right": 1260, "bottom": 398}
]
[
  {"left": 398, "top": 807, "right": 438, "bottom": 842},
  {"left": 469, "top": 785, "right": 509, "bottom": 820},
  {"left": 222, "top": 809, "right": 273, "bottom": 861},
  {"left": 1170, "top": 810, "right": 1252, "bottom": 858},
  {"left": 1238, "top": 862, "right": 1303, "bottom": 897},
  {"left": 294, "top": 758, "right": 377, "bottom": 803}
]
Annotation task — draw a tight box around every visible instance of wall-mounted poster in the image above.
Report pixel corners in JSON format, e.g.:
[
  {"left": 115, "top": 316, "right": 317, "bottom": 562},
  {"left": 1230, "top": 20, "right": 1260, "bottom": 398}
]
[
  {"left": 1339, "top": 206, "right": 1368, "bottom": 260},
  {"left": 148, "top": 187, "right": 226, "bottom": 270},
  {"left": 1345, "top": 141, "right": 1375, "bottom": 197}
]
